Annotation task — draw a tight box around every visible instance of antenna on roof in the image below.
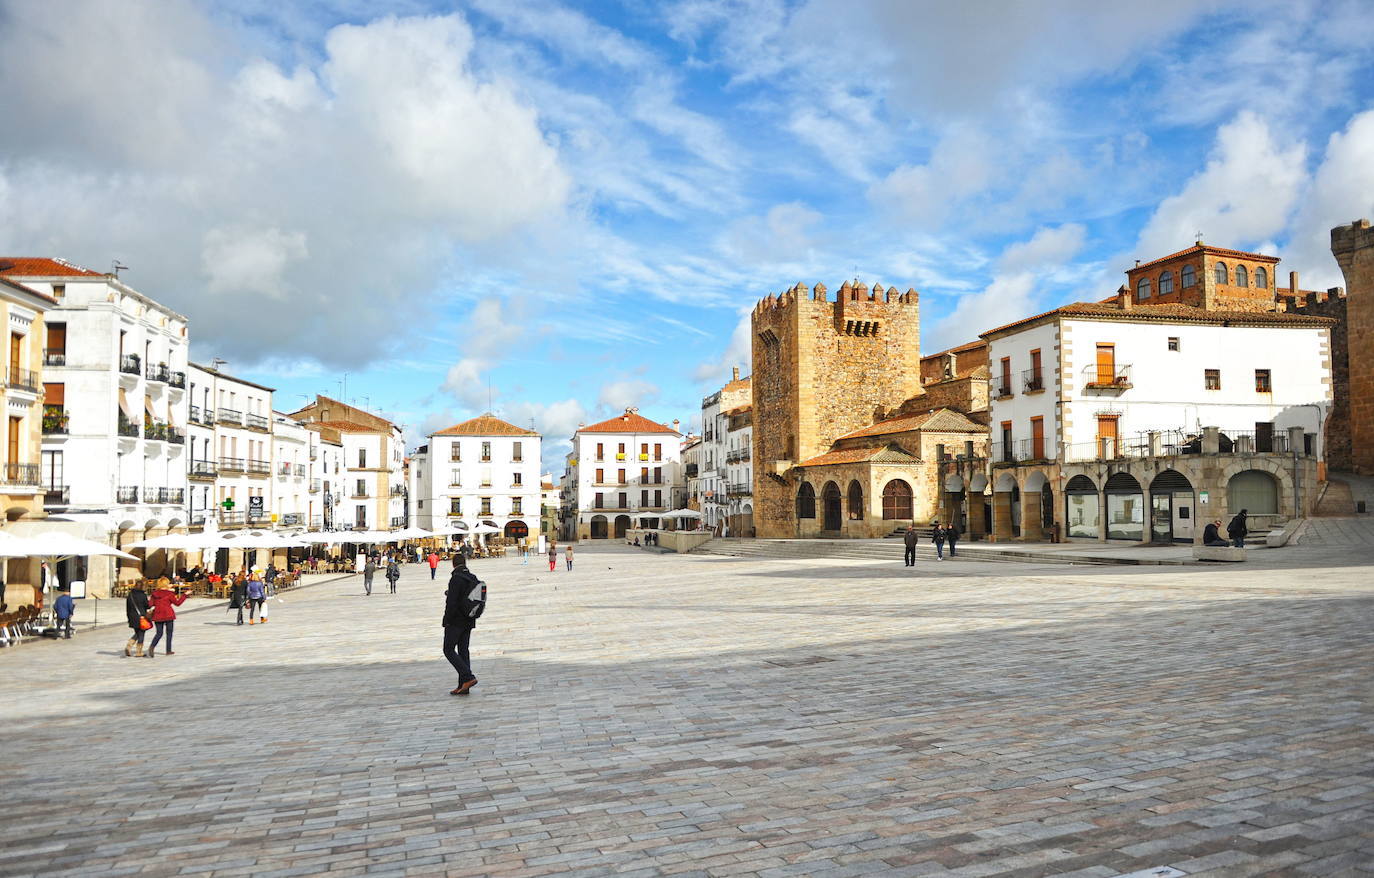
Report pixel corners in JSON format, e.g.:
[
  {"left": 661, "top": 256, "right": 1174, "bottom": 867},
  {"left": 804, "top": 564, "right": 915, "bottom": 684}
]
[
  {"left": 1195, "top": 230, "right": 1204, "bottom": 245},
  {"left": 211, "top": 357, "right": 227, "bottom": 372},
  {"left": 111, "top": 260, "right": 128, "bottom": 277}
]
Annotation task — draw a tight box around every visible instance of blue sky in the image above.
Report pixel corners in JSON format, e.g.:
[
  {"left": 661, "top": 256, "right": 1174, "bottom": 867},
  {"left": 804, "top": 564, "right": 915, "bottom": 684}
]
[{"left": 3, "top": 0, "right": 1373, "bottom": 472}]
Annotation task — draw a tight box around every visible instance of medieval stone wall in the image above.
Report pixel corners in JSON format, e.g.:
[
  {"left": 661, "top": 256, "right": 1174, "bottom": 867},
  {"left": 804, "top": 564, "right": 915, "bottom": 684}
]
[
  {"left": 1332, "top": 219, "right": 1374, "bottom": 474},
  {"left": 1284, "top": 289, "right": 1350, "bottom": 471}
]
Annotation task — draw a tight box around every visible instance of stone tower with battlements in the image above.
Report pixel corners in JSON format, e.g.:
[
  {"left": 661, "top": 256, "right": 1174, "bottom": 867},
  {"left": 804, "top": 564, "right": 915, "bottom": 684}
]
[
  {"left": 751, "top": 280, "right": 923, "bottom": 538},
  {"left": 1332, "top": 219, "right": 1374, "bottom": 474}
]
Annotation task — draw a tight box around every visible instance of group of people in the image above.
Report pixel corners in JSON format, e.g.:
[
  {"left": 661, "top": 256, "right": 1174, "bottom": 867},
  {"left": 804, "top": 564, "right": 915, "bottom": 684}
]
[
  {"left": 902, "top": 521, "right": 961, "bottom": 565},
  {"left": 123, "top": 578, "right": 188, "bottom": 657},
  {"left": 544, "top": 542, "right": 573, "bottom": 571},
  {"left": 1203, "top": 510, "right": 1251, "bottom": 548},
  {"left": 630, "top": 532, "right": 659, "bottom": 547},
  {"left": 361, "top": 553, "right": 404, "bottom": 595},
  {"left": 226, "top": 568, "right": 276, "bottom": 625}
]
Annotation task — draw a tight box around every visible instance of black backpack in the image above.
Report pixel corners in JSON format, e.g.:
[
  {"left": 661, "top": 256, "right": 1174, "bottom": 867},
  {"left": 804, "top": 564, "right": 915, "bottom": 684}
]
[{"left": 467, "top": 580, "right": 487, "bottom": 619}]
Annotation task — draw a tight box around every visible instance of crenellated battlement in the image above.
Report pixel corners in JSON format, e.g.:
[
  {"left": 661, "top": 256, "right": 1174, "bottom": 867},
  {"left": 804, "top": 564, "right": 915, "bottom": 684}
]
[{"left": 752, "top": 279, "right": 919, "bottom": 315}]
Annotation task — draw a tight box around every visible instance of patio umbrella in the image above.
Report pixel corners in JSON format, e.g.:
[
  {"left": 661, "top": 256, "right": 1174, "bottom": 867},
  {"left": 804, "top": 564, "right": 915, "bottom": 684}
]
[
  {"left": 391, "top": 526, "right": 434, "bottom": 540},
  {"left": 0, "top": 532, "right": 138, "bottom": 561}
]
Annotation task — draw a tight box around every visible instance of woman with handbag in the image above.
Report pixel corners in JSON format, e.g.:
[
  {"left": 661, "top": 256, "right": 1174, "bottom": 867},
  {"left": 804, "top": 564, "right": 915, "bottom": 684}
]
[
  {"left": 124, "top": 581, "right": 151, "bottom": 657},
  {"left": 146, "top": 578, "right": 187, "bottom": 657},
  {"left": 229, "top": 573, "right": 248, "bottom": 625}
]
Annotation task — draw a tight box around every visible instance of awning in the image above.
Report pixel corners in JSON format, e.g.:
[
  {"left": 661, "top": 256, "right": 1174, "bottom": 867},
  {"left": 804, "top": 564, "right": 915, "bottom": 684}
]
[
  {"left": 144, "top": 396, "right": 154, "bottom": 416},
  {"left": 117, "top": 388, "right": 131, "bottom": 416},
  {"left": 44, "top": 383, "right": 64, "bottom": 405}
]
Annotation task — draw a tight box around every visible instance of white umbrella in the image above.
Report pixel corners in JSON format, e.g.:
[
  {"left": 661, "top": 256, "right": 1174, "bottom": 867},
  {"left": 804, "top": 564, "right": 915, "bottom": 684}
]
[
  {"left": 0, "top": 532, "right": 138, "bottom": 561},
  {"left": 215, "top": 530, "right": 312, "bottom": 549},
  {"left": 661, "top": 509, "right": 702, "bottom": 519},
  {"left": 470, "top": 523, "right": 501, "bottom": 534},
  {"left": 391, "top": 526, "right": 434, "bottom": 540},
  {"left": 128, "top": 531, "right": 222, "bottom": 550}
]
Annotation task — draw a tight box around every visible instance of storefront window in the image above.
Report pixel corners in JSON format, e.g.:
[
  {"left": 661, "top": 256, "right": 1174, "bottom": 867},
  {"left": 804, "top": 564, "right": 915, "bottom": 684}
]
[
  {"left": 1106, "top": 493, "right": 1144, "bottom": 540},
  {"left": 1066, "top": 493, "right": 1098, "bottom": 539}
]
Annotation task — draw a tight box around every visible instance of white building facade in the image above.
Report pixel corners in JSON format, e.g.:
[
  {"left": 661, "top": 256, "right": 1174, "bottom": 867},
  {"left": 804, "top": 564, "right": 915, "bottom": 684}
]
[
  {"left": 698, "top": 369, "right": 751, "bottom": 535},
  {"left": 975, "top": 297, "right": 1335, "bottom": 543},
  {"left": 186, "top": 363, "right": 274, "bottom": 530},
  {"left": 411, "top": 414, "right": 542, "bottom": 540},
  {"left": 568, "top": 408, "right": 683, "bottom": 540},
  {"left": 271, "top": 413, "right": 313, "bottom": 529},
  {"left": 12, "top": 264, "right": 191, "bottom": 592}
]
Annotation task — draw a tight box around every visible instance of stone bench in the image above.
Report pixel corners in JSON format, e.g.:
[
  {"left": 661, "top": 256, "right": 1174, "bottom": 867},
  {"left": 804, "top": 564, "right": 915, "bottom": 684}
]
[{"left": 1193, "top": 546, "right": 1247, "bottom": 562}]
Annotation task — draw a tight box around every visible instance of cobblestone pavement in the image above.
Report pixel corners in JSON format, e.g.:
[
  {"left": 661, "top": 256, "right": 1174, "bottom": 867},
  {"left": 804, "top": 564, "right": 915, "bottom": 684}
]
[
  {"left": 1292, "top": 516, "right": 1374, "bottom": 547},
  {"left": 2, "top": 545, "right": 1372, "bottom": 877}
]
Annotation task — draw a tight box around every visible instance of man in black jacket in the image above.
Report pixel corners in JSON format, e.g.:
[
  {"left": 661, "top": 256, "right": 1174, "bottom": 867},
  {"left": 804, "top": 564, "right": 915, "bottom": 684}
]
[
  {"left": 902, "top": 525, "right": 918, "bottom": 566},
  {"left": 443, "top": 554, "right": 484, "bottom": 696}
]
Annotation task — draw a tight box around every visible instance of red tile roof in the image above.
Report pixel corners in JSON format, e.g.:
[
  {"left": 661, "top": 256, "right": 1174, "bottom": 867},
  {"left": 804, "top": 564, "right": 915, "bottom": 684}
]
[
  {"left": 1129, "top": 243, "right": 1278, "bottom": 275},
  {"left": 312, "top": 419, "right": 390, "bottom": 434},
  {"left": 578, "top": 410, "right": 680, "bottom": 435},
  {"left": 797, "top": 444, "right": 920, "bottom": 468},
  {"left": 0, "top": 257, "right": 105, "bottom": 278},
  {"left": 835, "top": 408, "right": 982, "bottom": 441},
  {"left": 0, "top": 276, "right": 58, "bottom": 304},
  {"left": 981, "top": 301, "right": 1335, "bottom": 339},
  {"left": 432, "top": 414, "right": 537, "bottom": 437}
]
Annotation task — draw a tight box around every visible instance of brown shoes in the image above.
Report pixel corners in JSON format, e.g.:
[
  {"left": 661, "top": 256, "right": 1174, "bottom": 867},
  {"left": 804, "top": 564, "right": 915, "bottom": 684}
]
[{"left": 450, "top": 678, "right": 478, "bottom": 696}]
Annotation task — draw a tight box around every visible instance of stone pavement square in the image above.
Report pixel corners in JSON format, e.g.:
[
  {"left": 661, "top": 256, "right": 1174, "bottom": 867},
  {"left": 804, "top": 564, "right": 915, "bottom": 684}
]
[{"left": 1, "top": 543, "right": 1372, "bottom": 877}]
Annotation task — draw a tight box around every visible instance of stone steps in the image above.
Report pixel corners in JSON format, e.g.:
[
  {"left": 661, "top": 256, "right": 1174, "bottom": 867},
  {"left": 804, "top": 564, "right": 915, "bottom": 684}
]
[
  {"left": 692, "top": 538, "right": 1128, "bottom": 566},
  {"left": 1315, "top": 478, "right": 1357, "bottom": 516}
]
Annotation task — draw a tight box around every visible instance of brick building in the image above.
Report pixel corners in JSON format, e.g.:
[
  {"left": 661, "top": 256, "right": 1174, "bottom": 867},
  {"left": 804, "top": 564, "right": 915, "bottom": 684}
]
[
  {"left": 1331, "top": 219, "right": 1374, "bottom": 475},
  {"left": 750, "top": 280, "right": 987, "bottom": 538}
]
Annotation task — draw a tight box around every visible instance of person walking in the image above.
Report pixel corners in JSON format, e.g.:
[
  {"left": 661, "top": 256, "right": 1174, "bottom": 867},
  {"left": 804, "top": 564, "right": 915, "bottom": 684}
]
[
  {"left": 442, "top": 554, "right": 485, "bottom": 696},
  {"left": 1227, "top": 510, "right": 1249, "bottom": 548},
  {"left": 363, "top": 555, "right": 377, "bottom": 596},
  {"left": 386, "top": 558, "right": 400, "bottom": 594},
  {"left": 54, "top": 586, "right": 75, "bottom": 639},
  {"left": 565, "top": 544, "right": 574, "bottom": 571},
  {"left": 229, "top": 573, "right": 248, "bottom": 625},
  {"left": 146, "top": 579, "right": 187, "bottom": 657},
  {"left": 945, "top": 522, "right": 960, "bottom": 557},
  {"left": 247, "top": 570, "right": 266, "bottom": 624},
  {"left": 931, "top": 520, "right": 946, "bottom": 561},
  {"left": 427, "top": 551, "right": 440, "bottom": 580},
  {"left": 547, "top": 541, "right": 557, "bottom": 572},
  {"left": 124, "top": 580, "right": 150, "bottom": 657},
  {"left": 902, "top": 525, "right": 918, "bottom": 567},
  {"left": 1202, "top": 520, "right": 1230, "bottom": 547}
]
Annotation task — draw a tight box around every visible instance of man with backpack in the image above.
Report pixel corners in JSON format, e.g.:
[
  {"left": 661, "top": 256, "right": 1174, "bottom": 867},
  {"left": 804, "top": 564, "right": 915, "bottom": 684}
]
[
  {"left": 1227, "top": 509, "right": 1250, "bottom": 548},
  {"left": 442, "top": 554, "right": 485, "bottom": 696}
]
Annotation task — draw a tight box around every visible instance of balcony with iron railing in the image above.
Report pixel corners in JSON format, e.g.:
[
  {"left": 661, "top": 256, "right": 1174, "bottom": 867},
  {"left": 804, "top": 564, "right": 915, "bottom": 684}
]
[
  {"left": 43, "top": 485, "right": 69, "bottom": 505},
  {"left": 118, "top": 414, "right": 140, "bottom": 438},
  {"left": 166, "top": 426, "right": 185, "bottom": 445},
  {"left": 43, "top": 348, "right": 66, "bottom": 367},
  {"left": 310, "top": 515, "right": 324, "bottom": 528},
  {"left": 119, "top": 353, "right": 141, "bottom": 376},
  {"left": 7, "top": 367, "right": 38, "bottom": 393},
  {"left": 42, "top": 405, "right": 69, "bottom": 435},
  {"left": 219, "top": 510, "right": 246, "bottom": 528},
  {"left": 247, "top": 459, "right": 271, "bottom": 475},
  {"left": 218, "top": 456, "right": 246, "bottom": 473},
  {"left": 994, "top": 377, "right": 1014, "bottom": 399},
  {"left": 309, "top": 478, "right": 321, "bottom": 493},
  {"left": 391, "top": 486, "right": 405, "bottom": 497},
  {"left": 1084, "top": 363, "right": 1133, "bottom": 392},
  {"left": 245, "top": 412, "right": 270, "bottom": 431},
  {"left": 217, "top": 407, "right": 243, "bottom": 426},
  {"left": 116, "top": 486, "right": 139, "bottom": 504},
  {"left": 146, "top": 363, "right": 169, "bottom": 383},
  {"left": 190, "top": 459, "right": 218, "bottom": 479},
  {"left": 294, "top": 463, "right": 306, "bottom": 477},
  {"left": 280, "top": 512, "right": 303, "bottom": 526},
  {"left": 1, "top": 463, "right": 40, "bottom": 487},
  {"left": 150, "top": 487, "right": 185, "bottom": 505},
  {"left": 352, "top": 489, "right": 370, "bottom": 498},
  {"left": 1022, "top": 368, "right": 1045, "bottom": 393},
  {"left": 391, "top": 516, "right": 406, "bottom": 528},
  {"left": 727, "top": 482, "right": 752, "bottom": 495},
  {"left": 168, "top": 370, "right": 186, "bottom": 389},
  {"left": 144, "top": 420, "right": 169, "bottom": 442}
]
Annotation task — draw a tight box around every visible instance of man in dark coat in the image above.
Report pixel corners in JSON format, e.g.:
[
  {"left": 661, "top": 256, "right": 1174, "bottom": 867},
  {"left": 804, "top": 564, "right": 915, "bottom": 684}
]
[
  {"left": 1227, "top": 510, "right": 1249, "bottom": 548},
  {"left": 945, "top": 522, "right": 960, "bottom": 557},
  {"left": 931, "top": 520, "right": 946, "bottom": 561},
  {"left": 902, "top": 525, "right": 918, "bottom": 566},
  {"left": 1202, "top": 520, "right": 1230, "bottom": 547},
  {"left": 443, "top": 555, "right": 484, "bottom": 696}
]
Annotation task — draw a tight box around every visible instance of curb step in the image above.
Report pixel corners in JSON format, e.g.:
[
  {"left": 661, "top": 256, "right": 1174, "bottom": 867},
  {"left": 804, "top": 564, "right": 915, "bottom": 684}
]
[{"left": 688, "top": 539, "right": 1171, "bottom": 566}]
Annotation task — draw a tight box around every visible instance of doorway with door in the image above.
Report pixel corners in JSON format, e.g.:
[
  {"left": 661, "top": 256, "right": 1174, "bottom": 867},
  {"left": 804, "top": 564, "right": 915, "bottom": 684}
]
[{"left": 1149, "top": 470, "right": 1195, "bottom": 543}]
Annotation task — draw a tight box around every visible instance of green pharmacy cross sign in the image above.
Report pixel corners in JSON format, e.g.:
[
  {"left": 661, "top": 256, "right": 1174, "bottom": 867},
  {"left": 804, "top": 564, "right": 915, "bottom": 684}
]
[{"left": 221, "top": 498, "right": 236, "bottom": 510}]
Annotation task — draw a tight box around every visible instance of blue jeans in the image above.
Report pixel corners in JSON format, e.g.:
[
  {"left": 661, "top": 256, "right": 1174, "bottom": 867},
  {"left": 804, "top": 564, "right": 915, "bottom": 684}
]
[
  {"left": 934, "top": 543, "right": 944, "bottom": 559},
  {"left": 149, "top": 620, "right": 173, "bottom": 653},
  {"left": 1232, "top": 538, "right": 1245, "bottom": 548}
]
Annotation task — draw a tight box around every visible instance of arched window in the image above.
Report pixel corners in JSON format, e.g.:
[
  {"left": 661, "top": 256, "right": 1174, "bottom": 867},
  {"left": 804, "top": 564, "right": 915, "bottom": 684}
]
[
  {"left": 1235, "top": 264, "right": 1248, "bottom": 287},
  {"left": 1228, "top": 470, "right": 1278, "bottom": 514},
  {"left": 1136, "top": 277, "right": 1152, "bottom": 300},
  {"left": 847, "top": 480, "right": 864, "bottom": 520},
  {"left": 1181, "top": 264, "right": 1196, "bottom": 288},
  {"left": 881, "top": 480, "right": 913, "bottom": 520},
  {"left": 1255, "top": 266, "right": 1268, "bottom": 289},
  {"left": 1215, "top": 262, "right": 1228, "bottom": 284},
  {"left": 796, "top": 483, "right": 816, "bottom": 519},
  {"left": 1158, "top": 270, "right": 1174, "bottom": 294}
]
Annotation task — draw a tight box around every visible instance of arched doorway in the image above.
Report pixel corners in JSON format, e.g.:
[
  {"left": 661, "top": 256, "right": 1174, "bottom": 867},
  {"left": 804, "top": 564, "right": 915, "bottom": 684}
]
[
  {"left": 590, "top": 515, "right": 608, "bottom": 539},
  {"left": 1064, "top": 474, "right": 1098, "bottom": 539},
  {"left": 1104, "top": 472, "right": 1144, "bottom": 540},
  {"left": 1149, "top": 469, "right": 1195, "bottom": 543},
  {"left": 847, "top": 480, "right": 864, "bottom": 521},
  {"left": 614, "top": 515, "right": 631, "bottom": 539},
  {"left": 1228, "top": 470, "right": 1278, "bottom": 514},
  {"left": 881, "top": 479, "right": 913, "bottom": 521},
  {"left": 821, "top": 482, "right": 841, "bottom": 531},
  {"left": 504, "top": 520, "right": 529, "bottom": 539},
  {"left": 796, "top": 483, "right": 816, "bottom": 520}
]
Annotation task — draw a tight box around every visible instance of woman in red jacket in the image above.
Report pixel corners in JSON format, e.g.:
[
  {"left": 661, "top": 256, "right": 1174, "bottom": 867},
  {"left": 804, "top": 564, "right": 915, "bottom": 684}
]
[{"left": 146, "top": 578, "right": 187, "bottom": 657}]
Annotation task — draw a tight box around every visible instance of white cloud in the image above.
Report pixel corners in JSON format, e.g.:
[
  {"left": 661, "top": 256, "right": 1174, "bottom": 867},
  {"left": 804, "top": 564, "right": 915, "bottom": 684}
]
[
  {"left": 597, "top": 379, "right": 660, "bottom": 412},
  {"left": 1133, "top": 111, "right": 1307, "bottom": 259},
  {"left": 693, "top": 307, "right": 753, "bottom": 383},
  {"left": 1284, "top": 109, "right": 1374, "bottom": 289},
  {"left": 0, "top": 4, "right": 570, "bottom": 365},
  {"left": 868, "top": 130, "right": 995, "bottom": 229},
  {"left": 719, "top": 202, "right": 822, "bottom": 265},
  {"left": 997, "top": 224, "right": 1086, "bottom": 274},
  {"left": 442, "top": 358, "right": 491, "bottom": 410}
]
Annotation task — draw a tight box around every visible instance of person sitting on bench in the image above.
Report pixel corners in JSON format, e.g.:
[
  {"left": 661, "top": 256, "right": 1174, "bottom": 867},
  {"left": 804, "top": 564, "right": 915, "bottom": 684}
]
[{"left": 1202, "top": 520, "right": 1231, "bottom": 547}]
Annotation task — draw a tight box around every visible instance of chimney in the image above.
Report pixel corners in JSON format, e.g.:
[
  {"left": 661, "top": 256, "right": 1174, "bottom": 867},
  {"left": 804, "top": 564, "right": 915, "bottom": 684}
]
[
  {"left": 1117, "top": 284, "right": 1131, "bottom": 310},
  {"left": 672, "top": 419, "right": 680, "bottom": 432},
  {"left": 732, "top": 366, "right": 739, "bottom": 381},
  {"left": 1289, "top": 270, "right": 1299, "bottom": 296},
  {"left": 1135, "top": 259, "right": 1141, "bottom": 267}
]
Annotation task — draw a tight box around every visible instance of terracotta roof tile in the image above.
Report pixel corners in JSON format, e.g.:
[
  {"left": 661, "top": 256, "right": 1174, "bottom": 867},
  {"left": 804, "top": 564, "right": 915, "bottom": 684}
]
[
  {"left": 0, "top": 276, "right": 58, "bottom": 304},
  {"left": 836, "top": 408, "right": 982, "bottom": 441},
  {"left": 432, "top": 414, "right": 538, "bottom": 437},
  {"left": 578, "top": 410, "right": 680, "bottom": 435},
  {"left": 1129, "top": 243, "right": 1279, "bottom": 274},
  {"left": 796, "top": 444, "right": 920, "bottom": 468},
  {"left": 0, "top": 257, "right": 105, "bottom": 278},
  {"left": 311, "top": 419, "right": 388, "bottom": 434},
  {"left": 981, "top": 300, "right": 1335, "bottom": 339}
]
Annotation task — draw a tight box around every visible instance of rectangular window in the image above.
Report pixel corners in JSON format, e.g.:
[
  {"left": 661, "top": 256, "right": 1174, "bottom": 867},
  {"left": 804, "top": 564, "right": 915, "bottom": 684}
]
[
  {"left": 512, "top": 441, "right": 522, "bottom": 462},
  {"left": 640, "top": 443, "right": 648, "bottom": 457},
  {"left": 654, "top": 443, "right": 662, "bottom": 460},
  {"left": 512, "top": 472, "right": 522, "bottom": 486},
  {"left": 999, "top": 421, "right": 1012, "bottom": 463},
  {"left": 1205, "top": 369, "right": 1221, "bottom": 390},
  {"left": 641, "top": 489, "right": 649, "bottom": 505},
  {"left": 450, "top": 443, "right": 460, "bottom": 461},
  {"left": 595, "top": 467, "right": 604, "bottom": 483},
  {"left": 654, "top": 466, "right": 662, "bottom": 484},
  {"left": 449, "top": 498, "right": 461, "bottom": 515},
  {"left": 358, "top": 448, "right": 366, "bottom": 468},
  {"left": 449, "top": 469, "right": 460, "bottom": 486},
  {"left": 41, "top": 449, "right": 63, "bottom": 489},
  {"left": 640, "top": 466, "right": 649, "bottom": 482},
  {"left": 1096, "top": 415, "right": 1119, "bottom": 458},
  {"left": 1255, "top": 369, "right": 1271, "bottom": 393},
  {"left": 480, "top": 497, "right": 492, "bottom": 515},
  {"left": 618, "top": 492, "right": 627, "bottom": 509},
  {"left": 654, "top": 489, "right": 662, "bottom": 507},
  {"left": 481, "top": 441, "right": 491, "bottom": 461},
  {"left": 1031, "top": 416, "right": 1045, "bottom": 459},
  {"left": 1167, "top": 337, "right": 1180, "bottom": 352},
  {"left": 595, "top": 492, "right": 604, "bottom": 508},
  {"left": 617, "top": 469, "right": 626, "bottom": 484},
  {"left": 999, "top": 357, "right": 1012, "bottom": 396},
  {"left": 355, "top": 505, "right": 367, "bottom": 527},
  {"left": 618, "top": 442, "right": 625, "bottom": 454},
  {"left": 355, "top": 479, "right": 366, "bottom": 496},
  {"left": 596, "top": 442, "right": 604, "bottom": 461},
  {"left": 1028, "top": 349, "right": 1042, "bottom": 391},
  {"left": 512, "top": 497, "right": 522, "bottom": 514}
]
